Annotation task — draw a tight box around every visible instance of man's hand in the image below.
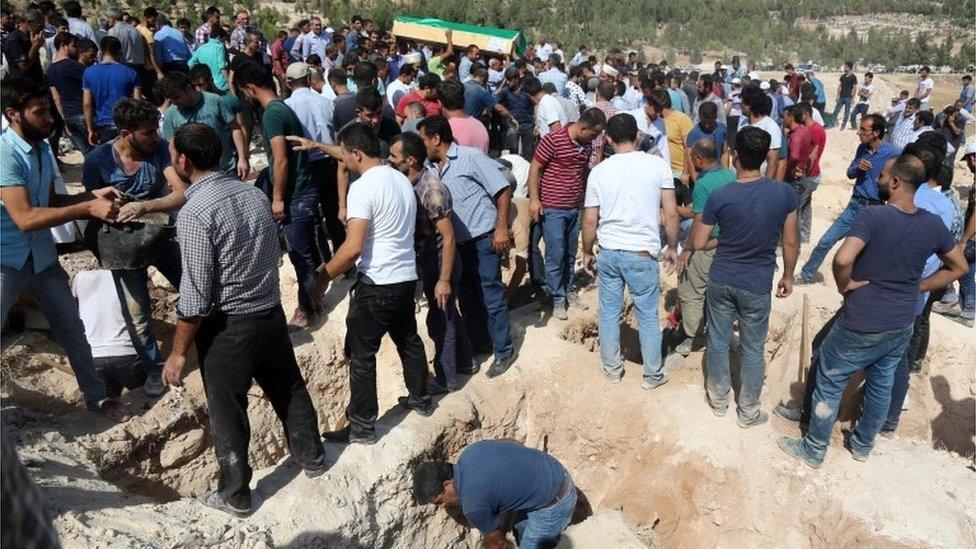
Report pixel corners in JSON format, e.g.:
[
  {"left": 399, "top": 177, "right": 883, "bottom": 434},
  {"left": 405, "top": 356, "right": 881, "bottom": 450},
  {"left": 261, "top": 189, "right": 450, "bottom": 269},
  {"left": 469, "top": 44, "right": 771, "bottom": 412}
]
[
  {"left": 492, "top": 225, "right": 510, "bottom": 253},
  {"left": 675, "top": 249, "right": 692, "bottom": 276},
  {"left": 237, "top": 157, "right": 251, "bottom": 180},
  {"left": 88, "top": 130, "right": 100, "bottom": 146},
  {"left": 87, "top": 198, "right": 119, "bottom": 221},
  {"left": 444, "top": 29, "right": 452, "bottom": 40},
  {"left": 163, "top": 353, "right": 186, "bottom": 387},
  {"left": 90, "top": 186, "right": 124, "bottom": 201},
  {"left": 776, "top": 275, "right": 793, "bottom": 298},
  {"left": 842, "top": 279, "right": 869, "bottom": 295},
  {"left": 272, "top": 198, "right": 286, "bottom": 220},
  {"left": 857, "top": 158, "right": 872, "bottom": 172},
  {"left": 529, "top": 199, "right": 542, "bottom": 223},
  {"left": 285, "top": 135, "right": 315, "bottom": 151},
  {"left": 116, "top": 200, "right": 146, "bottom": 223},
  {"left": 434, "top": 279, "right": 451, "bottom": 310},
  {"left": 661, "top": 246, "right": 679, "bottom": 275},
  {"left": 582, "top": 252, "right": 596, "bottom": 274},
  {"left": 338, "top": 206, "right": 347, "bottom": 225},
  {"left": 30, "top": 30, "right": 44, "bottom": 49}
]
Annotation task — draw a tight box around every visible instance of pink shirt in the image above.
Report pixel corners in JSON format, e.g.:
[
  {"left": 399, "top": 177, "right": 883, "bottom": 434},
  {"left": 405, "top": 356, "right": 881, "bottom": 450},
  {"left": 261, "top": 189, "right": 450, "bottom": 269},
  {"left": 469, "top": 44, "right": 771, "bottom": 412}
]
[{"left": 448, "top": 116, "right": 489, "bottom": 153}]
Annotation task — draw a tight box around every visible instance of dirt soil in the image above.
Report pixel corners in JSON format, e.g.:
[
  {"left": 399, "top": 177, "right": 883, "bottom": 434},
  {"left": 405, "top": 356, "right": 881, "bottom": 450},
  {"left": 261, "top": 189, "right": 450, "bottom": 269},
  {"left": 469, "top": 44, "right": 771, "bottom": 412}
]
[{"left": 2, "top": 75, "right": 974, "bottom": 547}]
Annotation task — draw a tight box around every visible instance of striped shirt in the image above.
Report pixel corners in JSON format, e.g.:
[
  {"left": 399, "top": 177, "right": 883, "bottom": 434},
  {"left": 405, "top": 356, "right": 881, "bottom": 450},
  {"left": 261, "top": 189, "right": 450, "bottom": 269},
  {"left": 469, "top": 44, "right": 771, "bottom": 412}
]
[
  {"left": 175, "top": 172, "right": 281, "bottom": 319},
  {"left": 534, "top": 125, "right": 592, "bottom": 209}
]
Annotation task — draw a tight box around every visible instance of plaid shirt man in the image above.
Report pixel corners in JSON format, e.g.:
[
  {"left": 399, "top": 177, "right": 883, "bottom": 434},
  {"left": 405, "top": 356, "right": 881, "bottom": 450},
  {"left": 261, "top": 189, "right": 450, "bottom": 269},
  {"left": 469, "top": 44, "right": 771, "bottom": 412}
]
[
  {"left": 175, "top": 171, "right": 282, "bottom": 319},
  {"left": 194, "top": 22, "right": 212, "bottom": 45}
]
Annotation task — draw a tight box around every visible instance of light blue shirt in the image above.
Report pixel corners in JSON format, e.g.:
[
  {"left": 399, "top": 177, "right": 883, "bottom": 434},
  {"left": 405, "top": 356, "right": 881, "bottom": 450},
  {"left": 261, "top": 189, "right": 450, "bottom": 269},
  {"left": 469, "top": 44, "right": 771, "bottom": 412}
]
[
  {"left": 538, "top": 68, "right": 568, "bottom": 95},
  {"left": 154, "top": 25, "right": 192, "bottom": 63},
  {"left": 428, "top": 143, "right": 510, "bottom": 242},
  {"left": 914, "top": 183, "right": 956, "bottom": 314},
  {"left": 459, "top": 56, "right": 474, "bottom": 81},
  {"left": 301, "top": 31, "right": 330, "bottom": 61},
  {"left": 0, "top": 130, "right": 58, "bottom": 272},
  {"left": 284, "top": 87, "right": 335, "bottom": 161}
]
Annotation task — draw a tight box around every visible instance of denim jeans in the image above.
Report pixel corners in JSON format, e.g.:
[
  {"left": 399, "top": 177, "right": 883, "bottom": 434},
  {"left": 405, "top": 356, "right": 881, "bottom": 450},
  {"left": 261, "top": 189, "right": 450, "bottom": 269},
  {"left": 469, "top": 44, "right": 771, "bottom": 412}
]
[
  {"left": 800, "top": 198, "right": 866, "bottom": 281},
  {"left": 960, "top": 240, "right": 976, "bottom": 315},
  {"left": 802, "top": 322, "right": 912, "bottom": 462},
  {"left": 196, "top": 306, "right": 325, "bottom": 509},
  {"left": 831, "top": 97, "right": 853, "bottom": 128},
  {"left": 458, "top": 233, "right": 514, "bottom": 360},
  {"left": 281, "top": 185, "right": 324, "bottom": 314},
  {"left": 111, "top": 237, "right": 182, "bottom": 377},
  {"left": 344, "top": 279, "right": 430, "bottom": 436},
  {"left": 529, "top": 221, "right": 547, "bottom": 291},
  {"left": 849, "top": 103, "right": 870, "bottom": 129},
  {"left": 597, "top": 249, "right": 663, "bottom": 381},
  {"left": 514, "top": 472, "right": 577, "bottom": 549},
  {"left": 541, "top": 208, "right": 580, "bottom": 308},
  {"left": 96, "top": 125, "right": 119, "bottom": 144},
  {"left": 419, "top": 239, "right": 472, "bottom": 389},
  {"left": 1, "top": 260, "right": 107, "bottom": 407},
  {"left": 705, "top": 281, "right": 771, "bottom": 421},
  {"left": 790, "top": 175, "right": 821, "bottom": 244},
  {"left": 94, "top": 354, "right": 147, "bottom": 398},
  {"left": 63, "top": 113, "right": 91, "bottom": 155}
]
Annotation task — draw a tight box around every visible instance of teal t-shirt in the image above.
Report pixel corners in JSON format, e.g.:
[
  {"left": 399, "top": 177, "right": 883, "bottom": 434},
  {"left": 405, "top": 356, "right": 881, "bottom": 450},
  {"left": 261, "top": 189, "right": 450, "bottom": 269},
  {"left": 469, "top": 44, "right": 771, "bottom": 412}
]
[
  {"left": 693, "top": 167, "right": 736, "bottom": 237},
  {"left": 261, "top": 100, "right": 310, "bottom": 195},
  {"left": 163, "top": 91, "right": 237, "bottom": 173}
]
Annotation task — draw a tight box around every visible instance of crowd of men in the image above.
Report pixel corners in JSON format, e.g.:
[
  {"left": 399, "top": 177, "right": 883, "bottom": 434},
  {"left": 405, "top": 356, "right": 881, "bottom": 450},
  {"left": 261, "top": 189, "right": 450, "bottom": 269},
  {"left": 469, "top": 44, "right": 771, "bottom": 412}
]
[{"left": 1, "top": 2, "right": 975, "bottom": 546}]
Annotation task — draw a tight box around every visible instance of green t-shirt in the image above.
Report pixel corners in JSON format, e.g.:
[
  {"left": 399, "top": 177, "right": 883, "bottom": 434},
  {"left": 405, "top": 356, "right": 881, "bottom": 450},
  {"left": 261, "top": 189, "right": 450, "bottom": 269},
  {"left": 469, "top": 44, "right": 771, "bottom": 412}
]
[
  {"left": 262, "top": 100, "right": 310, "bottom": 196},
  {"left": 428, "top": 57, "right": 445, "bottom": 77},
  {"left": 693, "top": 167, "right": 736, "bottom": 237},
  {"left": 163, "top": 91, "right": 237, "bottom": 173},
  {"left": 214, "top": 88, "right": 243, "bottom": 115}
]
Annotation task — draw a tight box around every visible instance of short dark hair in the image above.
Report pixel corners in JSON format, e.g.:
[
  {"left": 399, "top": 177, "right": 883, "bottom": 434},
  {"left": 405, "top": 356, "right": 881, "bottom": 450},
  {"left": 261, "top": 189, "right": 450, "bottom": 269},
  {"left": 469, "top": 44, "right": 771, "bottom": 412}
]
[
  {"left": 156, "top": 72, "right": 192, "bottom": 99},
  {"left": 306, "top": 54, "right": 322, "bottom": 66},
  {"left": 188, "top": 64, "right": 213, "bottom": 82},
  {"left": 522, "top": 76, "right": 543, "bottom": 96},
  {"left": 844, "top": 61, "right": 853, "bottom": 69},
  {"left": 328, "top": 66, "right": 348, "bottom": 87},
  {"left": 734, "top": 126, "right": 771, "bottom": 171},
  {"left": 210, "top": 23, "right": 227, "bottom": 40},
  {"left": 173, "top": 123, "right": 221, "bottom": 170},
  {"left": 63, "top": 1, "right": 83, "bottom": 18},
  {"left": 797, "top": 101, "right": 813, "bottom": 120},
  {"left": 143, "top": 6, "right": 158, "bottom": 18},
  {"left": 605, "top": 113, "right": 638, "bottom": 144},
  {"left": 1, "top": 77, "right": 49, "bottom": 120},
  {"left": 915, "top": 110, "right": 934, "bottom": 126},
  {"left": 100, "top": 35, "right": 122, "bottom": 57},
  {"left": 412, "top": 462, "right": 453, "bottom": 505},
  {"left": 437, "top": 78, "right": 464, "bottom": 110},
  {"left": 352, "top": 61, "right": 378, "bottom": 87},
  {"left": 963, "top": 74, "right": 973, "bottom": 82},
  {"left": 741, "top": 88, "right": 772, "bottom": 117},
  {"left": 650, "top": 89, "right": 671, "bottom": 110},
  {"left": 399, "top": 63, "right": 416, "bottom": 78},
  {"left": 204, "top": 6, "right": 220, "bottom": 18},
  {"left": 920, "top": 66, "right": 931, "bottom": 73},
  {"left": 903, "top": 142, "right": 941, "bottom": 182},
  {"left": 698, "top": 101, "right": 718, "bottom": 121},
  {"left": 337, "top": 122, "right": 381, "bottom": 158},
  {"left": 596, "top": 81, "right": 615, "bottom": 101},
  {"left": 692, "top": 137, "right": 719, "bottom": 161},
  {"left": 862, "top": 113, "right": 887, "bottom": 139},
  {"left": 417, "top": 115, "right": 453, "bottom": 144},
  {"left": 53, "top": 31, "right": 75, "bottom": 50},
  {"left": 417, "top": 72, "right": 441, "bottom": 91},
  {"left": 113, "top": 98, "right": 160, "bottom": 131},
  {"left": 355, "top": 86, "right": 384, "bottom": 113},
  {"left": 890, "top": 152, "right": 927, "bottom": 190},
  {"left": 578, "top": 107, "right": 607, "bottom": 129},
  {"left": 234, "top": 62, "right": 275, "bottom": 93},
  {"left": 783, "top": 104, "right": 804, "bottom": 121},
  {"left": 391, "top": 132, "right": 427, "bottom": 165},
  {"left": 864, "top": 71, "right": 873, "bottom": 78}
]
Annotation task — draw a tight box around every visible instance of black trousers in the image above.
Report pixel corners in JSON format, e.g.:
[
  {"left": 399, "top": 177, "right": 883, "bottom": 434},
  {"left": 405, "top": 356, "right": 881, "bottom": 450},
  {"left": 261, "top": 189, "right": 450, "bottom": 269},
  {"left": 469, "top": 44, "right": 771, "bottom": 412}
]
[
  {"left": 312, "top": 158, "right": 345, "bottom": 255},
  {"left": 344, "top": 279, "right": 430, "bottom": 436},
  {"left": 195, "top": 306, "right": 324, "bottom": 509}
]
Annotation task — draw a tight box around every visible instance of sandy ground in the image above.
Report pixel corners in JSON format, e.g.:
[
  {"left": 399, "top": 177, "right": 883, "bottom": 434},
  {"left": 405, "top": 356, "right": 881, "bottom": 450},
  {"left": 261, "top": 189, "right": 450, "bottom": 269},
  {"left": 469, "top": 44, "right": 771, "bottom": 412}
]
[{"left": 1, "top": 73, "right": 974, "bottom": 547}]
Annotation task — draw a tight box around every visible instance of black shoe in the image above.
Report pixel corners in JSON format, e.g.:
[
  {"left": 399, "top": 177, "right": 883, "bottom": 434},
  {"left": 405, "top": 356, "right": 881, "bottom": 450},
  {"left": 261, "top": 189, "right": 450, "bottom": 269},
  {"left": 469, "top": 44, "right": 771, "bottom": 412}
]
[
  {"left": 198, "top": 490, "right": 251, "bottom": 518},
  {"left": 456, "top": 362, "right": 481, "bottom": 376},
  {"left": 427, "top": 380, "right": 453, "bottom": 396},
  {"left": 398, "top": 396, "right": 435, "bottom": 417},
  {"left": 773, "top": 403, "right": 804, "bottom": 423},
  {"left": 303, "top": 463, "right": 328, "bottom": 478},
  {"left": 323, "top": 426, "right": 376, "bottom": 445},
  {"left": 486, "top": 355, "right": 515, "bottom": 379}
]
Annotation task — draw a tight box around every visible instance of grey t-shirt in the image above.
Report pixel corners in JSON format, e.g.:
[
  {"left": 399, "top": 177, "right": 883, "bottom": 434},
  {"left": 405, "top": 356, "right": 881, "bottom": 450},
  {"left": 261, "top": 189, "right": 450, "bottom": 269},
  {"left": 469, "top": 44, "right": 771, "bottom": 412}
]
[{"left": 108, "top": 22, "right": 145, "bottom": 65}]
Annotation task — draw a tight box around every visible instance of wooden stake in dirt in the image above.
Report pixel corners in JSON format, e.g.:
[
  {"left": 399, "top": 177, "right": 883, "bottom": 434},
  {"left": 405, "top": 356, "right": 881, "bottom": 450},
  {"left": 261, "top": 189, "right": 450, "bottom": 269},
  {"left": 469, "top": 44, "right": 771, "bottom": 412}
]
[{"left": 798, "top": 294, "right": 810, "bottom": 384}]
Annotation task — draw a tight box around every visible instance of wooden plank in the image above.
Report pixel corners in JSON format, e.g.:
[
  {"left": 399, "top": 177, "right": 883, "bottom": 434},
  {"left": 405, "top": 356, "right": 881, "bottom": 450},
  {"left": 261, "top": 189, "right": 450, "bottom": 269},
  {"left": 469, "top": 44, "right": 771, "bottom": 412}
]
[{"left": 391, "top": 20, "right": 517, "bottom": 56}]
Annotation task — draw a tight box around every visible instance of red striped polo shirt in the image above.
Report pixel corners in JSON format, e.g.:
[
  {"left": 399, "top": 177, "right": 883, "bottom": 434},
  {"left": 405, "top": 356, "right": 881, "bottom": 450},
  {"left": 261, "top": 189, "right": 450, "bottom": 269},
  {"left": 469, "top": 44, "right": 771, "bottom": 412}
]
[{"left": 534, "top": 125, "right": 592, "bottom": 209}]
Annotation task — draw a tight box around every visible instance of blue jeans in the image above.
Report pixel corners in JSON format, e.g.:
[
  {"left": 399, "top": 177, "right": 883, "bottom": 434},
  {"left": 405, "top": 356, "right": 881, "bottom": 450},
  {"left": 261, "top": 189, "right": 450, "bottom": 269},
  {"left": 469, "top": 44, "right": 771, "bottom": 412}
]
[
  {"left": 849, "top": 102, "right": 869, "bottom": 129},
  {"left": 541, "top": 208, "right": 580, "bottom": 308},
  {"left": 960, "top": 240, "right": 975, "bottom": 315},
  {"left": 831, "top": 97, "right": 853, "bottom": 128},
  {"left": 458, "top": 233, "right": 514, "bottom": 360},
  {"left": 800, "top": 198, "right": 865, "bottom": 281},
  {"left": 514, "top": 472, "right": 577, "bottom": 549},
  {"left": 1, "top": 259, "right": 108, "bottom": 407},
  {"left": 281, "top": 185, "right": 324, "bottom": 314},
  {"left": 529, "top": 221, "right": 547, "bottom": 291},
  {"left": 802, "top": 322, "right": 913, "bottom": 463},
  {"left": 63, "top": 113, "right": 92, "bottom": 155},
  {"left": 597, "top": 249, "right": 663, "bottom": 381},
  {"left": 112, "top": 237, "right": 181, "bottom": 377},
  {"left": 419, "top": 239, "right": 472, "bottom": 389},
  {"left": 705, "top": 281, "right": 771, "bottom": 421}
]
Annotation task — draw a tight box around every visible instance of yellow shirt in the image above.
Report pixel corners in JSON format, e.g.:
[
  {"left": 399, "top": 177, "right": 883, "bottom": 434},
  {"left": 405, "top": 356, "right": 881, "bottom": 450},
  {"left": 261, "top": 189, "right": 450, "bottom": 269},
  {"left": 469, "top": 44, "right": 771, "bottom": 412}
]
[{"left": 663, "top": 110, "right": 693, "bottom": 173}]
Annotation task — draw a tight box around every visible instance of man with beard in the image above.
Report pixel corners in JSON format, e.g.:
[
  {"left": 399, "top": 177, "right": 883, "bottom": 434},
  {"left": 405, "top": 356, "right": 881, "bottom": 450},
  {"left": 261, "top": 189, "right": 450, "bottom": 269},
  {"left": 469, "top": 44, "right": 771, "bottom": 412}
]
[
  {"left": 1, "top": 77, "right": 127, "bottom": 422},
  {"left": 778, "top": 153, "right": 967, "bottom": 469},
  {"left": 161, "top": 122, "right": 326, "bottom": 516},
  {"left": 47, "top": 32, "right": 90, "bottom": 154},
  {"left": 83, "top": 98, "right": 186, "bottom": 397},
  {"left": 797, "top": 114, "right": 900, "bottom": 284}
]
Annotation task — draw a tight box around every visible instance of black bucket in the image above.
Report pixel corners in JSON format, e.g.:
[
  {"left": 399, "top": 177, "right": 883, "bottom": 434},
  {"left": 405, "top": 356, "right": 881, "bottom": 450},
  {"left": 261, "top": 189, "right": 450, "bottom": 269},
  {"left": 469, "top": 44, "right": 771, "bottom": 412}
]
[{"left": 76, "top": 219, "right": 175, "bottom": 270}]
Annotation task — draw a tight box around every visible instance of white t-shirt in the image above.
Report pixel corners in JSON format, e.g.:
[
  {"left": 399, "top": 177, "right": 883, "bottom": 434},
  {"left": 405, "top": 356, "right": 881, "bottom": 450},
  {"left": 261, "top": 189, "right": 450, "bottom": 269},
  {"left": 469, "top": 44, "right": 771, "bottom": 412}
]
[
  {"left": 624, "top": 108, "right": 671, "bottom": 166},
  {"left": 811, "top": 108, "right": 824, "bottom": 126},
  {"left": 917, "top": 77, "right": 934, "bottom": 105},
  {"left": 535, "top": 93, "right": 569, "bottom": 139},
  {"left": 345, "top": 164, "right": 418, "bottom": 284},
  {"left": 386, "top": 78, "right": 415, "bottom": 109},
  {"left": 745, "top": 116, "right": 782, "bottom": 175},
  {"left": 500, "top": 154, "right": 531, "bottom": 198},
  {"left": 584, "top": 151, "right": 675, "bottom": 256},
  {"left": 71, "top": 270, "right": 137, "bottom": 358},
  {"left": 536, "top": 93, "right": 567, "bottom": 138},
  {"left": 857, "top": 83, "right": 874, "bottom": 105}
]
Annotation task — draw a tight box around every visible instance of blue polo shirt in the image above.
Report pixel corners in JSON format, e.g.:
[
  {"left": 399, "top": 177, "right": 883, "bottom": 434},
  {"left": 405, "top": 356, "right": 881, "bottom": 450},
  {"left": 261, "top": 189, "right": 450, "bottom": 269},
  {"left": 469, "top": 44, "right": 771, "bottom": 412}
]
[
  {"left": 429, "top": 143, "right": 510, "bottom": 242},
  {"left": 0, "top": 130, "right": 58, "bottom": 272},
  {"left": 463, "top": 80, "right": 497, "bottom": 117},
  {"left": 496, "top": 86, "right": 534, "bottom": 128},
  {"left": 154, "top": 24, "right": 192, "bottom": 63}
]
